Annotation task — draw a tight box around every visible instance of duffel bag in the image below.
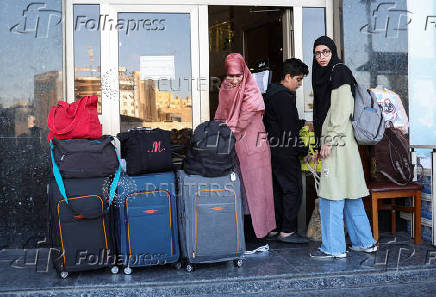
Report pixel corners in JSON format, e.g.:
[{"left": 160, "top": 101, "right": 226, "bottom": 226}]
[
  {"left": 51, "top": 135, "right": 120, "bottom": 179},
  {"left": 50, "top": 136, "right": 121, "bottom": 206},
  {"left": 117, "top": 128, "right": 172, "bottom": 176}
]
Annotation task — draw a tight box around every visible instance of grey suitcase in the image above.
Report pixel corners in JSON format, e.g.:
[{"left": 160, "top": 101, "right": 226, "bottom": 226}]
[{"left": 176, "top": 170, "right": 245, "bottom": 272}]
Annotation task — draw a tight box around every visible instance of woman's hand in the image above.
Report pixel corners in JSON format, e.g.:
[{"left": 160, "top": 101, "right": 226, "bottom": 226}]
[{"left": 320, "top": 143, "right": 332, "bottom": 159}]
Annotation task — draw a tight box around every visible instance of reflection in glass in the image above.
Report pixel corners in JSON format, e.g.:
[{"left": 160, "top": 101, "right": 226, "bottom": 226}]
[
  {"left": 118, "top": 13, "right": 192, "bottom": 132},
  {"left": 343, "top": 0, "right": 408, "bottom": 114},
  {"left": 0, "top": 0, "right": 63, "bottom": 247},
  {"left": 302, "top": 7, "right": 326, "bottom": 113},
  {"left": 74, "top": 4, "right": 101, "bottom": 112}
]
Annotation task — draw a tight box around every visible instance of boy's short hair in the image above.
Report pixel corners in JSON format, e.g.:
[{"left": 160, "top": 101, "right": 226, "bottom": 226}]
[{"left": 281, "top": 58, "right": 309, "bottom": 80}]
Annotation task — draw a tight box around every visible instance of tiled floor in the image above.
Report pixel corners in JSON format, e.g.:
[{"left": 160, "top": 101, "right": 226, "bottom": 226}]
[{"left": 0, "top": 232, "right": 435, "bottom": 296}]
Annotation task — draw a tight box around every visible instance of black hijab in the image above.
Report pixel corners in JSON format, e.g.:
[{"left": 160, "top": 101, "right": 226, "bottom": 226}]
[{"left": 311, "top": 36, "right": 354, "bottom": 145}]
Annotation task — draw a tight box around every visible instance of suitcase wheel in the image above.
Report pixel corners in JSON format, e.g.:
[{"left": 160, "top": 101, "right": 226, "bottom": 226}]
[
  {"left": 123, "top": 267, "right": 132, "bottom": 275},
  {"left": 173, "top": 262, "right": 182, "bottom": 270},
  {"left": 110, "top": 266, "right": 119, "bottom": 274},
  {"left": 60, "top": 271, "right": 69, "bottom": 279},
  {"left": 186, "top": 264, "right": 194, "bottom": 272},
  {"left": 233, "top": 259, "right": 243, "bottom": 268}
]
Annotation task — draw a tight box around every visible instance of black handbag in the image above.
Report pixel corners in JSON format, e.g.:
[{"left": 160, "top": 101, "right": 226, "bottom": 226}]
[{"left": 117, "top": 128, "right": 173, "bottom": 176}]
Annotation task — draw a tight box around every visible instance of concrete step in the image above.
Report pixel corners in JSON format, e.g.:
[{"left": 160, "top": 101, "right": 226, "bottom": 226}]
[{"left": 0, "top": 233, "right": 435, "bottom": 296}]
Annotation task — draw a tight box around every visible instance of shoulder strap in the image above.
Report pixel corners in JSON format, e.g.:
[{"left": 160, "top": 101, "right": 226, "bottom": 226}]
[
  {"left": 50, "top": 140, "right": 68, "bottom": 203},
  {"left": 329, "top": 63, "right": 344, "bottom": 81},
  {"left": 330, "top": 63, "right": 358, "bottom": 86},
  {"left": 107, "top": 144, "right": 121, "bottom": 209}
]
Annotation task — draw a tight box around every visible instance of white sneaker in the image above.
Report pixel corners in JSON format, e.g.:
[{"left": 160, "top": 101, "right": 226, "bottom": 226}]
[
  {"left": 349, "top": 244, "right": 378, "bottom": 253},
  {"left": 244, "top": 244, "right": 270, "bottom": 255}
]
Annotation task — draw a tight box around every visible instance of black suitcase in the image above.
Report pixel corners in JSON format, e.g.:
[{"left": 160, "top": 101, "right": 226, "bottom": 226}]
[{"left": 48, "top": 177, "right": 118, "bottom": 278}]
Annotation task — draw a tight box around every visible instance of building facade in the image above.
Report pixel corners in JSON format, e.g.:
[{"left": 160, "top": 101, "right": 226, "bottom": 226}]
[{"left": 0, "top": 0, "right": 435, "bottom": 248}]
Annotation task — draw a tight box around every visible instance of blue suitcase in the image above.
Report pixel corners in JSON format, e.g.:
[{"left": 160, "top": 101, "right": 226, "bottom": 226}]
[{"left": 114, "top": 172, "right": 179, "bottom": 274}]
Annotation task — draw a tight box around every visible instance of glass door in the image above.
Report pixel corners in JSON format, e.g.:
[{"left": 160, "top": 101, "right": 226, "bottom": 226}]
[{"left": 100, "top": 4, "right": 200, "bottom": 135}]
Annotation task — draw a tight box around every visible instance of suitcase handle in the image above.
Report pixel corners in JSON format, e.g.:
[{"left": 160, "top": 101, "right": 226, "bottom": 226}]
[{"left": 67, "top": 202, "right": 108, "bottom": 220}]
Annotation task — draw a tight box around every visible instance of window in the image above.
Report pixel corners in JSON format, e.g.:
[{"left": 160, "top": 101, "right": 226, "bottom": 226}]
[
  {"left": 74, "top": 4, "right": 102, "bottom": 113},
  {"left": 0, "top": 0, "right": 63, "bottom": 248}
]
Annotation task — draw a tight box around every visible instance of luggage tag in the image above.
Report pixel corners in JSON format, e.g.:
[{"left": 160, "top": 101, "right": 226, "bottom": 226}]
[{"left": 230, "top": 172, "right": 236, "bottom": 182}]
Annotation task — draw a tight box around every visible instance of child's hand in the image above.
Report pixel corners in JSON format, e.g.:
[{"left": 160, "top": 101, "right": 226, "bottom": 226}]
[
  {"left": 306, "top": 121, "right": 314, "bottom": 132},
  {"left": 303, "top": 154, "right": 312, "bottom": 163},
  {"left": 313, "top": 152, "right": 319, "bottom": 162}
]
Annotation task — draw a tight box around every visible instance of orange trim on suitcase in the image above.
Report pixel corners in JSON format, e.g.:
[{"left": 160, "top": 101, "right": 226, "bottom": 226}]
[{"left": 57, "top": 195, "right": 108, "bottom": 266}]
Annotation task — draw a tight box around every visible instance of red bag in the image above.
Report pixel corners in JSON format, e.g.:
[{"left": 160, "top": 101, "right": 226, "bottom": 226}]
[{"left": 47, "top": 95, "right": 102, "bottom": 143}]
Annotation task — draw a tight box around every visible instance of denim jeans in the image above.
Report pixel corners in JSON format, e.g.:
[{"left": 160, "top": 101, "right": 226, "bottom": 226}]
[{"left": 319, "top": 198, "right": 376, "bottom": 255}]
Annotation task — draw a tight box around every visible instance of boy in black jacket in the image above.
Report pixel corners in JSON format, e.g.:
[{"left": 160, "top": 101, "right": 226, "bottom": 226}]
[{"left": 264, "top": 58, "right": 309, "bottom": 243}]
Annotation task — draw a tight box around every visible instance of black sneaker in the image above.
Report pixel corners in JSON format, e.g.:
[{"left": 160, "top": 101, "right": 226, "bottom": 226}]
[
  {"left": 265, "top": 232, "right": 279, "bottom": 241},
  {"left": 310, "top": 248, "right": 347, "bottom": 259},
  {"left": 278, "top": 233, "right": 309, "bottom": 244}
]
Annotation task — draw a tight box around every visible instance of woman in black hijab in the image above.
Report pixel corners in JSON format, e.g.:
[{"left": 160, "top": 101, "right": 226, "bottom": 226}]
[
  {"left": 310, "top": 36, "right": 376, "bottom": 259},
  {"left": 312, "top": 36, "right": 354, "bottom": 145}
]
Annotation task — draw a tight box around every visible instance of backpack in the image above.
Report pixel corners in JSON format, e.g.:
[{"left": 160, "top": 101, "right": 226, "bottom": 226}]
[
  {"left": 183, "top": 121, "right": 236, "bottom": 177},
  {"left": 331, "top": 63, "right": 385, "bottom": 145},
  {"left": 372, "top": 127, "right": 414, "bottom": 185}
]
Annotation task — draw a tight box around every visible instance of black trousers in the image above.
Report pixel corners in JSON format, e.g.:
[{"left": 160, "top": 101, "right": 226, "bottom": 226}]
[{"left": 271, "top": 152, "right": 303, "bottom": 233}]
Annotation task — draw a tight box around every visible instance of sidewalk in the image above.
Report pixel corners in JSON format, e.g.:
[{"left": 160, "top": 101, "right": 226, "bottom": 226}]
[{"left": 0, "top": 232, "right": 435, "bottom": 296}]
